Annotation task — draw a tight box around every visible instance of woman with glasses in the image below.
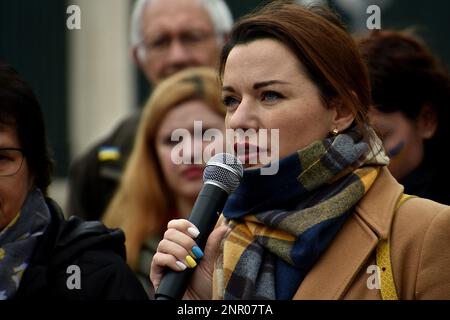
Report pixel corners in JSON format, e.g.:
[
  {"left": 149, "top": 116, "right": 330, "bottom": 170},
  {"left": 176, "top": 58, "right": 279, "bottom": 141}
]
[{"left": 0, "top": 63, "right": 147, "bottom": 300}]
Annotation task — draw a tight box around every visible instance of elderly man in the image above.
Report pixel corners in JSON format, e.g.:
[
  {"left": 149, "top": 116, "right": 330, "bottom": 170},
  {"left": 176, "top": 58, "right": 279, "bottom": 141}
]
[{"left": 67, "top": 0, "right": 233, "bottom": 220}]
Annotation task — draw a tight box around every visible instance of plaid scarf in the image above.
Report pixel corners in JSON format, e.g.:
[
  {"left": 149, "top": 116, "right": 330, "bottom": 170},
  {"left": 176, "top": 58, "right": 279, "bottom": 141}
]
[
  {"left": 213, "top": 128, "right": 389, "bottom": 300},
  {"left": 0, "top": 189, "right": 51, "bottom": 300}
]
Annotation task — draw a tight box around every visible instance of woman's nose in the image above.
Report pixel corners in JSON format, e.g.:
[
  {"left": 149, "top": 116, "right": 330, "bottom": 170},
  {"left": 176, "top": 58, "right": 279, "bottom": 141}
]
[{"left": 226, "top": 97, "right": 259, "bottom": 131}]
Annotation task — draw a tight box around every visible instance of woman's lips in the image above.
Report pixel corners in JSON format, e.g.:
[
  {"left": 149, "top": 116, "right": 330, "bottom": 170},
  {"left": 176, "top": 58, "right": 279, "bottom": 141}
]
[
  {"left": 234, "top": 143, "right": 266, "bottom": 164},
  {"left": 181, "top": 166, "right": 204, "bottom": 180}
]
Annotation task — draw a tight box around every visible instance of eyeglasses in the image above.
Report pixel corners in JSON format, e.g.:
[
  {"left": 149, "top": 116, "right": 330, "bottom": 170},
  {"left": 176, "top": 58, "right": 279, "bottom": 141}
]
[
  {"left": 139, "top": 30, "right": 218, "bottom": 57},
  {"left": 0, "top": 148, "right": 25, "bottom": 177}
]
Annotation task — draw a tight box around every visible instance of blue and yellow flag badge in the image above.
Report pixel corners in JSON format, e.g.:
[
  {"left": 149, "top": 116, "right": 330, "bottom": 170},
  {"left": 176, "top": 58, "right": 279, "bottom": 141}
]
[{"left": 98, "top": 146, "right": 121, "bottom": 161}]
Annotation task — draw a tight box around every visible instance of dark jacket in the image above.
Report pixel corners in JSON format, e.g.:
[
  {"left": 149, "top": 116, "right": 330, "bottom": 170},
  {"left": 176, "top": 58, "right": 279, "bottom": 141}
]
[
  {"left": 399, "top": 160, "right": 450, "bottom": 206},
  {"left": 67, "top": 112, "right": 141, "bottom": 220},
  {"left": 14, "top": 198, "right": 148, "bottom": 300}
]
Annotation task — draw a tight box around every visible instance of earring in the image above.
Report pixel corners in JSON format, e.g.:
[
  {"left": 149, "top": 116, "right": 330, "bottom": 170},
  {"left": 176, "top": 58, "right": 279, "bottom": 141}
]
[{"left": 332, "top": 128, "right": 339, "bottom": 136}]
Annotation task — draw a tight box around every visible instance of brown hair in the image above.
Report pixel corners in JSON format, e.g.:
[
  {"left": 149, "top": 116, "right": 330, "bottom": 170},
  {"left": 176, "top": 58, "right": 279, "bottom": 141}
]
[
  {"left": 356, "top": 30, "right": 450, "bottom": 201},
  {"left": 0, "top": 63, "right": 53, "bottom": 195},
  {"left": 219, "top": 2, "right": 372, "bottom": 137},
  {"left": 102, "top": 67, "right": 225, "bottom": 268},
  {"left": 356, "top": 30, "right": 450, "bottom": 120}
]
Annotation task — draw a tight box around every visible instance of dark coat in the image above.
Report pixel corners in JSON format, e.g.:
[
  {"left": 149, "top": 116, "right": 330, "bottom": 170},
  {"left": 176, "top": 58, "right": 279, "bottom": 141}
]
[
  {"left": 67, "top": 112, "right": 141, "bottom": 220},
  {"left": 14, "top": 198, "right": 148, "bottom": 300},
  {"left": 399, "top": 160, "right": 450, "bottom": 205}
]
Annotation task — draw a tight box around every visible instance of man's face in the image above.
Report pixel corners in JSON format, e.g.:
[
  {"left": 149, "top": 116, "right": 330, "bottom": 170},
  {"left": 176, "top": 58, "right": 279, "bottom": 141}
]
[{"left": 137, "top": 0, "right": 221, "bottom": 84}]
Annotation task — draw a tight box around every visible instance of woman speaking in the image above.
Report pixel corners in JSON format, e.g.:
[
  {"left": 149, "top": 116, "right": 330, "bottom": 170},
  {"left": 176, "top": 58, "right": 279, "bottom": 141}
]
[{"left": 150, "top": 2, "right": 450, "bottom": 300}]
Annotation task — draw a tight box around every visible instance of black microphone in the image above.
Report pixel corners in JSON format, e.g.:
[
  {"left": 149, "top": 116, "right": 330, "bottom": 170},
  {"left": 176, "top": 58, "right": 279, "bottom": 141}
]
[{"left": 155, "top": 153, "right": 243, "bottom": 300}]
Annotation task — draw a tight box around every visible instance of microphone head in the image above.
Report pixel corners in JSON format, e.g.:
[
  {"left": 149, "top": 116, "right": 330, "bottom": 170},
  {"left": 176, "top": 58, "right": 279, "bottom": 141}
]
[{"left": 203, "top": 153, "right": 243, "bottom": 194}]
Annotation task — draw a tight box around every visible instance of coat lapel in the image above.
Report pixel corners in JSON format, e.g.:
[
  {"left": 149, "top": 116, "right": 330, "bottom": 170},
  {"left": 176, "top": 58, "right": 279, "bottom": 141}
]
[{"left": 293, "top": 167, "right": 403, "bottom": 299}]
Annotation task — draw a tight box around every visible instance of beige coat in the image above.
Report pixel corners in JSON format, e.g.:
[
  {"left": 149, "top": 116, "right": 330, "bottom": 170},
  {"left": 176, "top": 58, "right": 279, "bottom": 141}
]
[{"left": 293, "top": 167, "right": 450, "bottom": 299}]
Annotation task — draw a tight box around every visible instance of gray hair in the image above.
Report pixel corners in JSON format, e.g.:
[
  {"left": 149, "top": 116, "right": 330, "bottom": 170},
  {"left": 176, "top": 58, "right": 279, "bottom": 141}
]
[{"left": 130, "top": 0, "right": 233, "bottom": 50}]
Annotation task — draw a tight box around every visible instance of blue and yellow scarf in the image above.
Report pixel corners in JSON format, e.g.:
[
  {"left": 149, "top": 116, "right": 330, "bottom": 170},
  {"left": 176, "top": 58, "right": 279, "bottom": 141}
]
[
  {"left": 0, "top": 189, "right": 51, "bottom": 300},
  {"left": 213, "top": 128, "right": 389, "bottom": 300}
]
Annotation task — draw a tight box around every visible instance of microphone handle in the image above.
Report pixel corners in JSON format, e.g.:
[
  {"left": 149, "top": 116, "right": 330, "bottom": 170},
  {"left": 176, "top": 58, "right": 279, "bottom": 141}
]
[{"left": 155, "top": 183, "right": 229, "bottom": 300}]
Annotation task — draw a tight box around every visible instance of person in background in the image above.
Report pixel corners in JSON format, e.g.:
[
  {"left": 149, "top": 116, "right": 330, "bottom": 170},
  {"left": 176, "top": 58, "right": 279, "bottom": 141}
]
[
  {"left": 357, "top": 30, "right": 450, "bottom": 205},
  {"left": 67, "top": 0, "right": 233, "bottom": 221},
  {"left": 150, "top": 2, "right": 450, "bottom": 300},
  {"left": 0, "top": 63, "right": 147, "bottom": 300},
  {"left": 102, "top": 67, "right": 225, "bottom": 298}
]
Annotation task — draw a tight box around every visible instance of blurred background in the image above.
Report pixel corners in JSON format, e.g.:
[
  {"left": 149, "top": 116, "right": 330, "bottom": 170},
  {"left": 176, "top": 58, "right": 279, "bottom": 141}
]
[{"left": 1, "top": 0, "right": 449, "bottom": 209}]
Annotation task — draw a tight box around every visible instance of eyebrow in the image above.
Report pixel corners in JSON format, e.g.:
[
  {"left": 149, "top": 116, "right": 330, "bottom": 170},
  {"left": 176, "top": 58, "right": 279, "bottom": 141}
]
[
  {"left": 222, "top": 86, "right": 236, "bottom": 93},
  {"left": 253, "top": 80, "right": 290, "bottom": 90},
  {"left": 222, "top": 80, "right": 291, "bottom": 93}
]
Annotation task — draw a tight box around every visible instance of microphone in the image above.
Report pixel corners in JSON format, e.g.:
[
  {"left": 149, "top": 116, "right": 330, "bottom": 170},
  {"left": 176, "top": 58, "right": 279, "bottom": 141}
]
[{"left": 155, "top": 153, "right": 243, "bottom": 300}]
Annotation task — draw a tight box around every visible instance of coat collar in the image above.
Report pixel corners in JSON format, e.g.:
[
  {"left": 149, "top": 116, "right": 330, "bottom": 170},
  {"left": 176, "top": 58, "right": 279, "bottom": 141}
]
[
  {"left": 293, "top": 167, "right": 404, "bottom": 299},
  {"left": 355, "top": 167, "right": 404, "bottom": 240}
]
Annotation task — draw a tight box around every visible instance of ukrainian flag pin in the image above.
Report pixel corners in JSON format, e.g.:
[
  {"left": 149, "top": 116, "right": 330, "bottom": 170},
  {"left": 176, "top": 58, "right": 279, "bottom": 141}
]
[{"left": 98, "top": 146, "right": 121, "bottom": 161}]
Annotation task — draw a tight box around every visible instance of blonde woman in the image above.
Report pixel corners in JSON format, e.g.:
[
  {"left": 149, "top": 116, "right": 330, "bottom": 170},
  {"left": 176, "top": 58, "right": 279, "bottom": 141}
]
[{"left": 103, "top": 67, "right": 225, "bottom": 298}]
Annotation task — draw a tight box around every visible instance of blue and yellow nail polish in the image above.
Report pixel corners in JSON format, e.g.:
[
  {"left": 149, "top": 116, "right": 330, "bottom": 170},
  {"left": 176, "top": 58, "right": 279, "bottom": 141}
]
[
  {"left": 185, "top": 255, "right": 197, "bottom": 268},
  {"left": 192, "top": 246, "right": 204, "bottom": 259}
]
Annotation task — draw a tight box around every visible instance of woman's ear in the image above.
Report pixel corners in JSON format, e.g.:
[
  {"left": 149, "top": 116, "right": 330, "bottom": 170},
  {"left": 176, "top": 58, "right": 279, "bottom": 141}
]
[
  {"left": 330, "top": 97, "right": 355, "bottom": 132},
  {"left": 416, "top": 104, "right": 438, "bottom": 139}
]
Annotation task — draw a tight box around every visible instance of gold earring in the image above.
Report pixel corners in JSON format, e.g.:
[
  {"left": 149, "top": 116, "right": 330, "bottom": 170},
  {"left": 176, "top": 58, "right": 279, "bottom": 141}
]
[{"left": 332, "top": 128, "right": 339, "bottom": 136}]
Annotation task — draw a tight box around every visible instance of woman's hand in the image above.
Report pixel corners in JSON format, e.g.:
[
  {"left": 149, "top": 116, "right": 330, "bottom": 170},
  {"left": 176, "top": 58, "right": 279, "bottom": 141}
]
[{"left": 150, "top": 218, "right": 230, "bottom": 299}]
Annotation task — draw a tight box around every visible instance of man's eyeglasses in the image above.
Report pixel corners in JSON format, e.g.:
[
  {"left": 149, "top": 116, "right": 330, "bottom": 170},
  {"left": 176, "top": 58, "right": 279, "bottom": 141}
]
[
  {"left": 0, "top": 148, "right": 25, "bottom": 177},
  {"left": 139, "top": 30, "right": 218, "bottom": 57}
]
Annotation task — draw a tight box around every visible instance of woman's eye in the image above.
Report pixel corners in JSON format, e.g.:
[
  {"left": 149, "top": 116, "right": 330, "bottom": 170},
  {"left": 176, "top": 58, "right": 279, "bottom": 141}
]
[
  {"left": 0, "top": 154, "right": 12, "bottom": 162},
  {"left": 161, "top": 136, "right": 179, "bottom": 146},
  {"left": 261, "top": 91, "right": 284, "bottom": 102},
  {"left": 222, "top": 96, "right": 240, "bottom": 108}
]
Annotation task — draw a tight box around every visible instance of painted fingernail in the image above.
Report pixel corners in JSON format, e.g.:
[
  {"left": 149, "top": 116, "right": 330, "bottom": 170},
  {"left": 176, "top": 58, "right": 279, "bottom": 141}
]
[
  {"left": 185, "top": 255, "right": 197, "bottom": 268},
  {"left": 176, "top": 260, "right": 187, "bottom": 271},
  {"left": 191, "top": 245, "right": 204, "bottom": 259},
  {"left": 187, "top": 227, "right": 200, "bottom": 238}
]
